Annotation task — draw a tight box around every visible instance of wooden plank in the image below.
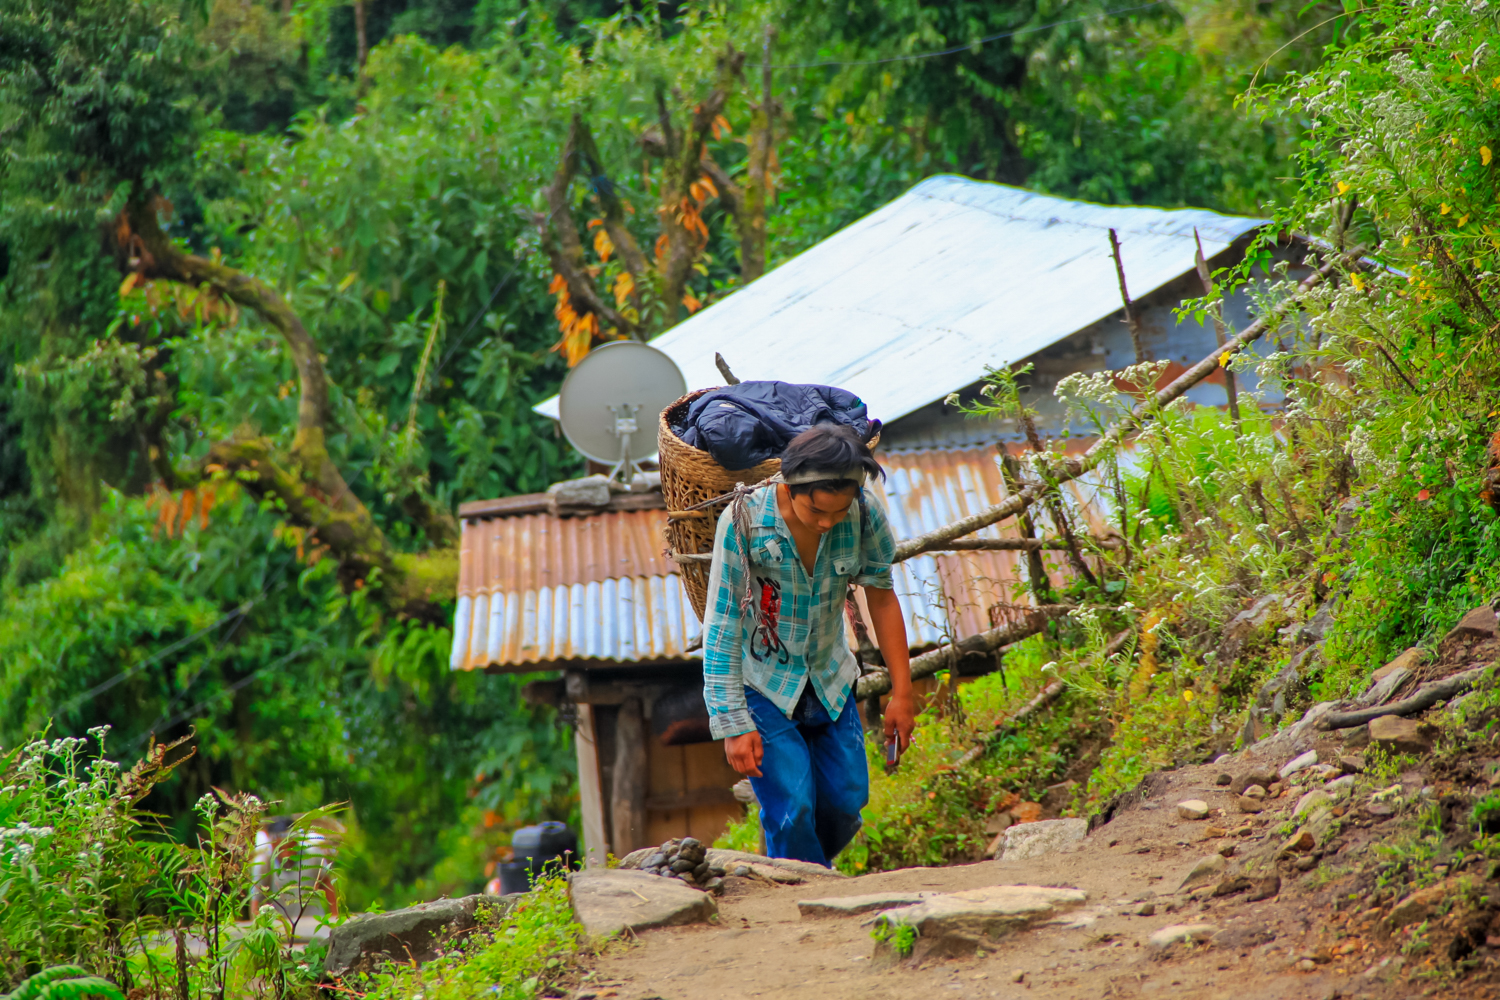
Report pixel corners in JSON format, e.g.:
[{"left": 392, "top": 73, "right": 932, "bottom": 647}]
[
  {"left": 645, "top": 787, "right": 739, "bottom": 812},
  {"left": 573, "top": 704, "right": 610, "bottom": 867},
  {"left": 610, "top": 697, "right": 649, "bottom": 855}
]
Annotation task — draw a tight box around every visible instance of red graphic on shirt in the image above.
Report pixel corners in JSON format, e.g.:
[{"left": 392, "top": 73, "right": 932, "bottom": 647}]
[{"left": 750, "top": 576, "right": 791, "bottom": 665}]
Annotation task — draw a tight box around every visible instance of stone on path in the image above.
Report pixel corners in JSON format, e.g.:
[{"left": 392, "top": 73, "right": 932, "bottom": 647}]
[
  {"left": 705, "top": 848, "right": 846, "bottom": 879},
  {"left": 326, "top": 894, "right": 497, "bottom": 976},
  {"left": 1279, "top": 750, "right": 1319, "bottom": 780},
  {"left": 873, "top": 885, "right": 1088, "bottom": 962},
  {"left": 1236, "top": 795, "right": 1265, "bottom": 814},
  {"left": 1148, "top": 923, "right": 1219, "bottom": 954},
  {"left": 1294, "top": 790, "right": 1335, "bottom": 818},
  {"left": 998, "top": 818, "right": 1088, "bottom": 861},
  {"left": 568, "top": 869, "right": 717, "bottom": 939},
  {"left": 1245, "top": 875, "right": 1281, "bottom": 902},
  {"left": 797, "top": 891, "right": 938, "bottom": 918},
  {"left": 1178, "top": 854, "right": 1228, "bottom": 892},
  {"left": 1176, "top": 800, "right": 1209, "bottom": 820},
  {"left": 1280, "top": 828, "right": 1315, "bottom": 854},
  {"left": 1369, "top": 715, "right": 1434, "bottom": 755}
]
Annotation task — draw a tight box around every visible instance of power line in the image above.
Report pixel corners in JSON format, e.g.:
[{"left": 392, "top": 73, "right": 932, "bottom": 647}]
[{"left": 759, "top": 1, "right": 1169, "bottom": 71}]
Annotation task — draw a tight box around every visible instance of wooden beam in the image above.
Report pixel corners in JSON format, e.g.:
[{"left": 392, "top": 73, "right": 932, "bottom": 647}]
[
  {"left": 610, "top": 697, "right": 649, "bottom": 855},
  {"left": 644, "top": 787, "right": 740, "bottom": 812},
  {"left": 573, "top": 704, "right": 610, "bottom": 867}
]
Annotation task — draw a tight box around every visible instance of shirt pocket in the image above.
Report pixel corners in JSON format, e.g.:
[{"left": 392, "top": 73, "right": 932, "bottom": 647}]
[
  {"left": 831, "top": 555, "right": 857, "bottom": 581},
  {"left": 747, "top": 530, "right": 786, "bottom": 569}
]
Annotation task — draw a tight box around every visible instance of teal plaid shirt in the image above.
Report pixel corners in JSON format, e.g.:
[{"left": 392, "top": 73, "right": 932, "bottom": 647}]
[{"left": 701, "top": 484, "right": 896, "bottom": 740}]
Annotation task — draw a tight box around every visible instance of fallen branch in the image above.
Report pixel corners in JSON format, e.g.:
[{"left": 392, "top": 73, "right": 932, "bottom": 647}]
[
  {"left": 892, "top": 250, "right": 1356, "bottom": 563},
  {"left": 854, "top": 604, "right": 1077, "bottom": 699},
  {"left": 1319, "top": 667, "right": 1488, "bottom": 731},
  {"left": 925, "top": 536, "right": 1123, "bottom": 552}
]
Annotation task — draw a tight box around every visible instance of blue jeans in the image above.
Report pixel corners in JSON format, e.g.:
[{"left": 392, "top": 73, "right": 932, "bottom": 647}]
[{"left": 744, "top": 685, "right": 869, "bottom": 867}]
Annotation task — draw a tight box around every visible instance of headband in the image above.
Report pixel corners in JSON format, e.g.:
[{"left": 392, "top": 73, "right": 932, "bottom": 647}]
[{"left": 781, "top": 467, "right": 868, "bottom": 487}]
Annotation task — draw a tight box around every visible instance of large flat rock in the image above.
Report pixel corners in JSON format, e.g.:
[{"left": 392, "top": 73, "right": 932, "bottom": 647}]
[
  {"left": 326, "top": 894, "right": 503, "bottom": 976},
  {"left": 704, "top": 848, "right": 847, "bottom": 879},
  {"left": 873, "top": 884, "right": 1088, "bottom": 961},
  {"left": 797, "top": 891, "right": 939, "bottom": 918},
  {"left": 569, "top": 868, "right": 717, "bottom": 939},
  {"left": 998, "top": 818, "right": 1088, "bottom": 861}
]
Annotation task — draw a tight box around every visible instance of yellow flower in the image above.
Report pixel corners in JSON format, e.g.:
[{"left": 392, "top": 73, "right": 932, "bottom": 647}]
[
  {"left": 1484, "top": 146, "right": 1494, "bottom": 166},
  {"left": 1219, "top": 351, "right": 1231, "bottom": 368},
  {"left": 1459, "top": 214, "right": 1469, "bottom": 227},
  {"left": 1403, "top": 235, "right": 1412, "bottom": 247},
  {"left": 1182, "top": 690, "right": 1195, "bottom": 703},
  {"left": 1441, "top": 203, "right": 1451, "bottom": 215},
  {"left": 1350, "top": 272, "right": 1365, "bottom": 291},
  {"left": 1337, "top": 181, "right": 1350, "bottom": 195}
]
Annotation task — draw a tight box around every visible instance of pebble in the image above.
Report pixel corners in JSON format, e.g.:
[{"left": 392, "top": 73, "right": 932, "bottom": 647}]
[
  {"left": 1339, "top": 754, "right": 1366, "bottom": 775},
  {"left": 1280, "top": 828, "right": 1315, "bottom": 854},
  {"left": 1296, "top": 959, "right": 1318, "bottom": 972},
  {"left": 1147, "top": 923, "right": 1219, "bottom": 952},
  {"left": 1295, "top": 855, "right": 1318, "bottom": 872},
  {"left": 1231, "top": 824, "right": 1255, "bottom": 837},
  {"left": 732, "top": 865, "right": 751, "bottom": 877},
  {"left": 1135, "top": 901, "right": 1157, "bottom": 917},
  {"left": 1280, "top": 750, "right": 1319, "bottom": 779},
  {"left": 1179, "top": 854, "right": 1228, "bottom": 891},
  {"left": 1236, "top": 795, "right": 1265, "bottom": 814},
  {"left": 1010, "top": 970, "right": 1025, "bottom": 983},
  {"left": 1217, "top": 843, "right": 1237, "bottom": 859},
  {"left": 1177, "top": 800, "right": 1210, "bottom": 820},
  {"left": 1204, "top": 826, "right": 1228, "bottom": 838},
  {"left": 1294, "top": 789, "right": 1335, "bottom": 818},
  {"left": 1215, "top": 772, "right": 1234, "bottom": 786},
  {"left": 1243, "top": 784, "right": 1268, "bottom": 800},
  {"left": 1364, "top": 801, "right": 1395, "bottom": 819},
  {"left": 1246, "top": 875, "right": 1281, "bottom": 902}
]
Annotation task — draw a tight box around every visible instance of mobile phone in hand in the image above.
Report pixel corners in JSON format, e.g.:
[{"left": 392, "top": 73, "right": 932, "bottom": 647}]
[{"left": 884, "top": 738, "right": 899, "bottom": 771}]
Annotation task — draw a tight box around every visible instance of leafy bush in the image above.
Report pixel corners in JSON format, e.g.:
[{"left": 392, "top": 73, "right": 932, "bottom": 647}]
[{"left": 352, "top": 874, "right": 581, "bottom": 1000}]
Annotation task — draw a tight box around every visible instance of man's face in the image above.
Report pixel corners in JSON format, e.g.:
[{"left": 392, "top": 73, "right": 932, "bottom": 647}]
[{"left": 790, "top": 487, "right": 858, "bottom": 534}]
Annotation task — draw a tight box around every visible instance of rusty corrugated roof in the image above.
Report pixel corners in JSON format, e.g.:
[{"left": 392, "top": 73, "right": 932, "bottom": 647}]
[{"left": 451, "top": 446, "right": 1114, "bottom": 671}]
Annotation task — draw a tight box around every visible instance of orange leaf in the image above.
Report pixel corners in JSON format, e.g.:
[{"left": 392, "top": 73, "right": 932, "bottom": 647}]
[
  {"left": 613, "top": 271, "right": 635, "bottom": 308},
  {"left": 712, "top": 114, "right": 730, "bottom": 139},
  {"left": 548, "top": 273, "right": 567, "bottom": 295},
  {"left": 118, "top": 273, "right": 141, "bottom": 298},
  {"left": 682, "top": 293, "right": 702, "bottom": 314},
  {"left": 593, "top": 227, "right": 614, "bottom": 263},
  {"left": 586, "top": 218, "right": 602, "bottom": 229},
  {"left": 697, "top": 173, "right": 718, "bottom": 200}
]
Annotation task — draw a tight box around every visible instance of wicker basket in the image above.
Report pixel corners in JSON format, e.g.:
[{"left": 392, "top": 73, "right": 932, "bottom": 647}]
[{"left": 659, "top": 389, "right": 780, "bottom": 621}]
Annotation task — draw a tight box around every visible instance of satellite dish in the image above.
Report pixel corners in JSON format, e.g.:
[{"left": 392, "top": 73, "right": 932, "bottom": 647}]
[{"left": 557, "top": 340, "right": 686, "bottom": 479}]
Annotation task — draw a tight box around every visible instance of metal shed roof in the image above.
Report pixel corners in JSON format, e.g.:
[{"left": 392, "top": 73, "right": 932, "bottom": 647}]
[
  {"left": 450, "top": 445, "right": 1119, "bottom": 671},
  {"left": 535, "top": 175, "right": 1265, "bottom": 426}
]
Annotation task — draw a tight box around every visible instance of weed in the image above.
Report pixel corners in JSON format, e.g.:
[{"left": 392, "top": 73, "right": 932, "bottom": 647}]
[
  {"left": 1472, "top": 794, "right": 1500, "bottom": 836},
  {"left": 870, "top": 920, "right": 917, "bottom": 958},
  {"left": 354, "top": 874, "right": 581, "bottom": 1000},
  {"left": 713, "top": 808, "right": 762, "bottom": 854}
]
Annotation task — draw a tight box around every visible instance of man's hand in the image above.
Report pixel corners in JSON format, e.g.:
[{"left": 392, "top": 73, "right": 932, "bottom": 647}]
[
  {"left": 883, "top": 691, "right": 916, "bottom": 754},
  {"left": 724, "top": 731, "right": 764, "bottom": 777}
]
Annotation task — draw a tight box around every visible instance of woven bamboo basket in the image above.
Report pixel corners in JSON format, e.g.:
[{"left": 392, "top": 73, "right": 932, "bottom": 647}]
[{"left": 659, "top": 389, "right": 780, "bottom": 621}]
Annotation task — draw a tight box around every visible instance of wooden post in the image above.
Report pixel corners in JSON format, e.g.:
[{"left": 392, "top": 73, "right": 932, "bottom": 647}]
[
  {"left": 1193, "top": 228, "right": 1241, "bottom": 433},
  {"left": 573, "top": 704, "right": 610, "bottom": 867},
  {"left": 610, "top": 697, "right": 648, "bottom": 856},
  {"left": 1107, "top": 228, "right": 1147, "bottom": 365}
]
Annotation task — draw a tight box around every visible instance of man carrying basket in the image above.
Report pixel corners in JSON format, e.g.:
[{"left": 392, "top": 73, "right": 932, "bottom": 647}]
[{"left": 702, "top": 423, "right": 915, "bottom": 867}]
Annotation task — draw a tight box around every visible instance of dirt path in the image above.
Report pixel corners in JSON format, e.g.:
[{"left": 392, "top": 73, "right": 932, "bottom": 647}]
[{"left": 575, "top": 730, "right": 1434, "bottom": 1000}]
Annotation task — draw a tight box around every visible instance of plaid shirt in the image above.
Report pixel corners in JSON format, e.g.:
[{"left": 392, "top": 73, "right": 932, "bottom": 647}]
[{"left": 701, "top": 484, "right": 896, "bottom": 740}]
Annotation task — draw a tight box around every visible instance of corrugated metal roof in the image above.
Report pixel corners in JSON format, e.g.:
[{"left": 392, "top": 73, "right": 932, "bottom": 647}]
[
  {"left": 534, "top": 175, "right": 1265, "bottom": 427},
  {"left": 450, "top": 445, "right": 1124, "bottom": 670},
  {"left": 450, "top": 509, "right": 702, "bottom": 670}
]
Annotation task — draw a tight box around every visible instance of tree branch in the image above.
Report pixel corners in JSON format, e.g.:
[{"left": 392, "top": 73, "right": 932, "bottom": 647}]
[
  {"left": 892, "top": 251, "right": 1357, "bottom": 562},
  {"left": 572, "top": 114, "right": 649, "bottom": 281},
  {"left": 1108, "top": 228, "right": 1147, "bottom": 365},
  {"left": 1194, "top": 228, "right": 1241, "bottom": 432}
]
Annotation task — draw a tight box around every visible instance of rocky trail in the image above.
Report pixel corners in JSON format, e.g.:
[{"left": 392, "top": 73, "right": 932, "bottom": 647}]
[{"left": 563, "top": 701, "right": 1500, "bottom": 1000}]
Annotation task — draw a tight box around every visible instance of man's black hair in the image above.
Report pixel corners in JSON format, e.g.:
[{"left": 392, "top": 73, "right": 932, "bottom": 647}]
[{"left": 780, "top": 423, "right": 884, "bottom": 497}]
